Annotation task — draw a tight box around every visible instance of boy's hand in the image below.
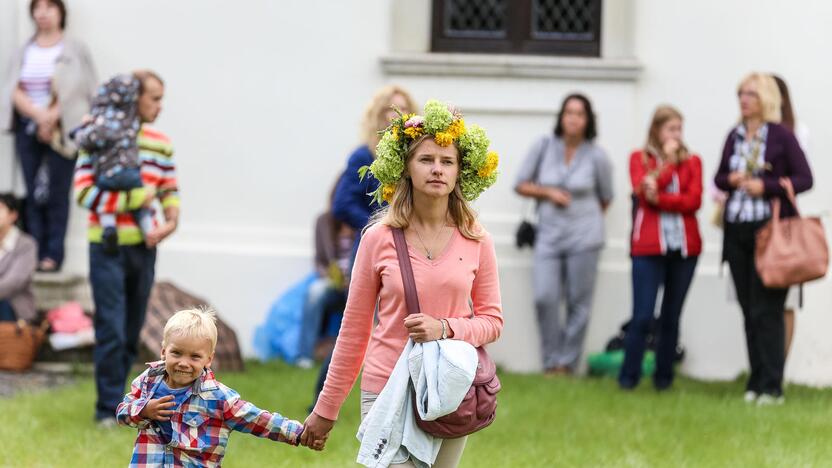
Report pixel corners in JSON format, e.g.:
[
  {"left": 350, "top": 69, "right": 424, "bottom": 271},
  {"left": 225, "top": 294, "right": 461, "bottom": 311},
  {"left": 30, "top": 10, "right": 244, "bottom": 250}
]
[{"left": 139, "top": 395, "right": 176, "bottom": 421}]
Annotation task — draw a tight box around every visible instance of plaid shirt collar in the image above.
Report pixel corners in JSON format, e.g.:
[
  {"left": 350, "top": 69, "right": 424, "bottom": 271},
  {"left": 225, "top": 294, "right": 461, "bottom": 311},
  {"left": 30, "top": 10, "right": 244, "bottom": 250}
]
[
  {"left": 143, "top": 360, "right": 219, "bottom": 396},
  {"left": 735, "top": 122, "right": 768, "bottom": 144}
]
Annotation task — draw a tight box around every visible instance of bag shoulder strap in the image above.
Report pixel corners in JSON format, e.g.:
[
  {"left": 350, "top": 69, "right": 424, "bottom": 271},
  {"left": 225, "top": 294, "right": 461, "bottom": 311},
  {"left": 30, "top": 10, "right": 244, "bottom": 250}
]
[
  {"left": 783, "top": 178, "right": 800, "bottom": 217},
  {"left": 530, "top": 135, "right": 551, "bottom": 185},
  {"left": 522, "top": 136, "right": 550, "bottom": 220},
  {"left": 391, "top": 227, "right": 421, "bottom": 316},
  {"left": 770, "top": 178, "right": 800, "bottom": 220}
]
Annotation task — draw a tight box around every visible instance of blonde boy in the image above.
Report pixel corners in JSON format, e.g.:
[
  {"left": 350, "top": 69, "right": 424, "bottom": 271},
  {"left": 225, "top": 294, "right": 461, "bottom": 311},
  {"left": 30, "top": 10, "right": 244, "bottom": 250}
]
[{"left": 117, "top": 308, "right": 307, "bottom": 467}]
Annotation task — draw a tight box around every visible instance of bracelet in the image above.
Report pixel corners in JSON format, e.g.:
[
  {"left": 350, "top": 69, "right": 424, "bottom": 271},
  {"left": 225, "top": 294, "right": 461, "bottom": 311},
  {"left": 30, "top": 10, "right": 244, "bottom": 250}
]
[{"left": 440, "top": 319, "right": 448, "bottom": 340}]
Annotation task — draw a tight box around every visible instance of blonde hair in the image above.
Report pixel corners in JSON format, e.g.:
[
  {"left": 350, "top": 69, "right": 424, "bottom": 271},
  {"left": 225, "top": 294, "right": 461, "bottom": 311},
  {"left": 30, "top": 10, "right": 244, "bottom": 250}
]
[
  {"left": 738, "top": 72, "right": 782, "bottom": 123},
  {"left": 360, "top": 85, "right": 417, "bottom": 153},
  {"left": 368, "top": 135, "right": 483, "bottom": 241},
  {"left": 644, "top": 105, "right": 689, "bottom": 163},
  {"left": 162, "top": 307, "right": 218, "bottom": 352}
]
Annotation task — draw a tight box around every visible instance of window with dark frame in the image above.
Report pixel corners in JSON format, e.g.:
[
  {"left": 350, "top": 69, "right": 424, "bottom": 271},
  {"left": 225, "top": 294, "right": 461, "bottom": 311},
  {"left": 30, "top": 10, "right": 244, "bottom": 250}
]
[{"left": 431, "top": 0, "right": 602, "bottom": 57}]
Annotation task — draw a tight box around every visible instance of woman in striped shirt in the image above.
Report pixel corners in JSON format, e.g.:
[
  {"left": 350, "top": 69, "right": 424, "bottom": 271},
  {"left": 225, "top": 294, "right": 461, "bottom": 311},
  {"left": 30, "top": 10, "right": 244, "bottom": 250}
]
[{"left": 0, "top": 0, "right": 97, "bottom": 271}]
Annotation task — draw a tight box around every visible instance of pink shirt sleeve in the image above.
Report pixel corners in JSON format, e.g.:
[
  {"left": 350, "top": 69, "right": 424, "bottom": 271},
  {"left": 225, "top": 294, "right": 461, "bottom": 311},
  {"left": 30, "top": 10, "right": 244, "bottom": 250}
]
[
  {"left": 445, "top": 232, "right": 503, "bottom": 347},
  {"left": 312, "top": 227, "right": 382, "bottom": 421}
]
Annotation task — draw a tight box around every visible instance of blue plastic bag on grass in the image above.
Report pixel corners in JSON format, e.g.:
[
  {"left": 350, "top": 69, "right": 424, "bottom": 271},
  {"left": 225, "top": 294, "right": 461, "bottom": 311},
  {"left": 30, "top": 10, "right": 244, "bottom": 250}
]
[{"left": 253, "top": 272, "right": 317, "bottom": 363}]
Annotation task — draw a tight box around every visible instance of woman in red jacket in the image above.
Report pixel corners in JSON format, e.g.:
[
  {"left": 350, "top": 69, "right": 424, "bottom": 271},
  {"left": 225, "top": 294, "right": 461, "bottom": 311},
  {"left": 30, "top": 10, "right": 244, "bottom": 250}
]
[{"left": 619, "top": 105, "right": 702, "bottom": 390}]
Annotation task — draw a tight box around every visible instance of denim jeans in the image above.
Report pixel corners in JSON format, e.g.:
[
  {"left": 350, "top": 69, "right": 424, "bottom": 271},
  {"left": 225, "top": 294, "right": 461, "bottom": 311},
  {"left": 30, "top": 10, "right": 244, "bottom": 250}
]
[
  {"left": 89, "top": 243, "right": 156, "bottom": 420},
  {"left": 298, "top": 277, "right": 346, "bottom": 361},
  {"left": 96, "top": 167, "right": 143, "bottom": 190},
  {"left": 0, "top": 300, "right": 15, "bottom": 321},
  {"left": 14, "top": 115, "right": 77, "bottom": 267},
  {"left": 619, "top": 252, "right": 698, "bottom": 389}
]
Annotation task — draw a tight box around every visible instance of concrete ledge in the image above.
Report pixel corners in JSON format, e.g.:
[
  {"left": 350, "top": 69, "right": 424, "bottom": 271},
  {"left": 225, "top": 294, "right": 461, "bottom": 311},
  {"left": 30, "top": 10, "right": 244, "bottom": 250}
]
[
  {"left": 32, "top": 272, "right": 93, "bottom": 313},
  {"left": 380, "top": 52, "right": 642, "bottom": 81}
]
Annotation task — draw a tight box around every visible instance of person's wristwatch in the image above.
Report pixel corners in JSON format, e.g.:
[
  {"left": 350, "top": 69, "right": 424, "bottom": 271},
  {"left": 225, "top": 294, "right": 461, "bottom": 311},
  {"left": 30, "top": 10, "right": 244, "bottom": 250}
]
[{"left": 440, "top": 319, "right": 448, "bottom": 340}]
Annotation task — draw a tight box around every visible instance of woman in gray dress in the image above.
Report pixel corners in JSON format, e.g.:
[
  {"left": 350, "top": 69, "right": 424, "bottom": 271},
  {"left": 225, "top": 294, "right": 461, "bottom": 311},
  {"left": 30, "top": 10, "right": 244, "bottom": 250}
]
[{"left": 515, "top": 93, "right": 613, "bottom": 375}]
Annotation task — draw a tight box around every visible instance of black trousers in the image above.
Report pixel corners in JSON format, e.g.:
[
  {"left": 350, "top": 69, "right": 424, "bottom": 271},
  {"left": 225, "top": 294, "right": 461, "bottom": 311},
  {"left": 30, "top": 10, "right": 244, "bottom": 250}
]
[
  {"left": 14, "top": 115, "right": 76, "bottom": 267},
  {"left": 724, "top": 221, "right": 788, "bottom": 395}
]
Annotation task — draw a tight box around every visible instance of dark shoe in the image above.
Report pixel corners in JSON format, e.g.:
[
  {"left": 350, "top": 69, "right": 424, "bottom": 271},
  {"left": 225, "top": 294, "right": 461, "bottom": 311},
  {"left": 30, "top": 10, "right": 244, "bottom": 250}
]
[
  {"left": 654, "top": 377, "right": 673, "bottom": 391},
  {"left": 102, "top": 227, "right": 119, "bottom": 256},
  {"left": 618, "top": 378, "right": 638, "bottom": 390},
  {"left": 654, "top": 382, "right": 673, "bottom": 392}
]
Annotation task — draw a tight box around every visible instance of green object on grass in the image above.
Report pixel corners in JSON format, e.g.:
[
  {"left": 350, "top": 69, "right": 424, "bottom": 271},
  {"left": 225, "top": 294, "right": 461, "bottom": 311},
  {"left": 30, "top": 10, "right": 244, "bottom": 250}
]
[{"left": 587, "top": 349, "right": 655, "bottom": 378}]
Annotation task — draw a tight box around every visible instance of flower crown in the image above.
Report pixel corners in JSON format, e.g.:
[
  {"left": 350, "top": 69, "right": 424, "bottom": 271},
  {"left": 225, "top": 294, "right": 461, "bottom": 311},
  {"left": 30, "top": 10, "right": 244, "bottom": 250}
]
[{"left": 359, "top": 99, "right": 499, "bottom": 205}]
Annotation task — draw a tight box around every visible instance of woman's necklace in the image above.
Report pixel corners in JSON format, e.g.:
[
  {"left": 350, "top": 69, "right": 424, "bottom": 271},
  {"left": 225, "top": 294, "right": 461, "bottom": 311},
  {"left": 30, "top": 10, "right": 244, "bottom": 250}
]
[{"left": 413, "top": 225, "right": 446, "bottom": 260}]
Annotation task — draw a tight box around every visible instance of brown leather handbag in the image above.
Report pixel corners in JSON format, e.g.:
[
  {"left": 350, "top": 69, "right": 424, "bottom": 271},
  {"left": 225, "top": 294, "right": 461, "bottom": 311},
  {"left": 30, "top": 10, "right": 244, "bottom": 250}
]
[
  {"left": 755, "top": 190, "right": 828, "bottom": 289},
  {"left": 391, "top": 227, "right": 500, "bottom": 439}
]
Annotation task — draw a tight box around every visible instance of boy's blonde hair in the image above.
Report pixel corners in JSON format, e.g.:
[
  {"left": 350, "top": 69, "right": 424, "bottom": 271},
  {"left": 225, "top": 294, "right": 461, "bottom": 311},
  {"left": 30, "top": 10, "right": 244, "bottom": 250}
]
[{"left": 162, "top": 307, "right": 218, "bottom": 353}]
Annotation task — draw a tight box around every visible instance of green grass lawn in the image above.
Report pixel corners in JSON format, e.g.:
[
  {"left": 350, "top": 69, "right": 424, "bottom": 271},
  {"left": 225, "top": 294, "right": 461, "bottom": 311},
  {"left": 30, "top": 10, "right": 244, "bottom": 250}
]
[{"left": 2, "top": 361, "right": 831, "bottom": 467}]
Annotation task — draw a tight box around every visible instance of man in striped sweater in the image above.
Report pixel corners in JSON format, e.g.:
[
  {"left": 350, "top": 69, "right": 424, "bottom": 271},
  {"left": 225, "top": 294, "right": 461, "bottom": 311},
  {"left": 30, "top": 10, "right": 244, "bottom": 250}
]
[{"left": 74, "top": 70, "right": 180, "bottom": 426}]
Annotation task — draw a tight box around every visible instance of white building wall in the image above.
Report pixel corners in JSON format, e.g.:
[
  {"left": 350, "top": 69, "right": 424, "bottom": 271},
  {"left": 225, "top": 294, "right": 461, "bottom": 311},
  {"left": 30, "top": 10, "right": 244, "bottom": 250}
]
[{"left": 0, "top": 0, "right": 829, "bottom": 385}]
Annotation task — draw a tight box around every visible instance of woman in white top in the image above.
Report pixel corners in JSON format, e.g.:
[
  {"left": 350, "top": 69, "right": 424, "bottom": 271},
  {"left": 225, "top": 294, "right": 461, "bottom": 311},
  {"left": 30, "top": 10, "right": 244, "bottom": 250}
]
[{"left": 0, "top": 0, "right": 97, "bottom": 272}]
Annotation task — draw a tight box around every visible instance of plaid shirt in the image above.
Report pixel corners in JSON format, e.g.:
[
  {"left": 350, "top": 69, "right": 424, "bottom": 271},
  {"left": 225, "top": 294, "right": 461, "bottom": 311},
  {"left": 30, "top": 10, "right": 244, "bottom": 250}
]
[
  {"left": 726, "top": 124, "right": 771, "bottom": 223},
  {"left": 117, "top": 361, "right": 302, "bottom": 467}
]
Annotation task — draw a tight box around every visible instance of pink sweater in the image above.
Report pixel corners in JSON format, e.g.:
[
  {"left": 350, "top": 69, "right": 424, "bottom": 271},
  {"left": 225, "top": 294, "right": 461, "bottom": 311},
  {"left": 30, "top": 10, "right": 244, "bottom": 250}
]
[{"left": 313, "top": 223, "right": 503, "bottom": 420}]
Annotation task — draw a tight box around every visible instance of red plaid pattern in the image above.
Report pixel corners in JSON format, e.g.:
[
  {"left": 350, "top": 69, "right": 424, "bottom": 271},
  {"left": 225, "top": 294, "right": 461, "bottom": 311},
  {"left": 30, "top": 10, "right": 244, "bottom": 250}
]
[{"left": 117, "top": 361, "right": 302, "bottom": 467}]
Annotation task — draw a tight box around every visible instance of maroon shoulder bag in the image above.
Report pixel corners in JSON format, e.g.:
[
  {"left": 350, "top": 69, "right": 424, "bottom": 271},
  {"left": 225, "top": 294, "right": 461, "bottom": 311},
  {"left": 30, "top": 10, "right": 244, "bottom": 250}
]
[{"left": 391, "top": 227, "right": 500, "bottom": 438}]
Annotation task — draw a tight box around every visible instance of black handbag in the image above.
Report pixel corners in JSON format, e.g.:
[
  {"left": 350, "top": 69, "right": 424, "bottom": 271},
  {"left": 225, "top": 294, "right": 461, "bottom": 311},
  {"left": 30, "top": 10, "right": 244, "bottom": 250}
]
[
  {"left": 515, "top": 220, "right": 536, "bottom": 249},
  {"left": 515, "top": 138, "right": 548, "bottom": 249}
]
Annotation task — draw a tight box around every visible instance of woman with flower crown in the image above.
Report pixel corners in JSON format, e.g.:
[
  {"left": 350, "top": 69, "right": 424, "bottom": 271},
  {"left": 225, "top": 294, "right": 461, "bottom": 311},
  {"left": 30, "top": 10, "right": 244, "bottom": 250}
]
[{"left": 300, "top": 100, "right": 503, "bottom": 466}]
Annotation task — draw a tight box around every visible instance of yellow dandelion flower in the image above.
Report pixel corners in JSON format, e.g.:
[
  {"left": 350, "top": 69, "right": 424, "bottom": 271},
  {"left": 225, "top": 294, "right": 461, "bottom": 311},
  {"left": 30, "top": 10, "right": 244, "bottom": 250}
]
[
  {"left": 404, "top": 126, "right": 423, "bottom": 139},
  {"left": 382, "top": 184, "right": 396, "bottom": 202},
  {"left": 447, "top": 119, "right": 466, "bottom": 138},
  {"left": 478, "top": 151, "right": 499, "bottom": 177},
  {"left": 391, "top": 126, "right": 400, "bottom": 141},
  {"left": 434, "top": 131, "right": 454, "bottom": 147}
]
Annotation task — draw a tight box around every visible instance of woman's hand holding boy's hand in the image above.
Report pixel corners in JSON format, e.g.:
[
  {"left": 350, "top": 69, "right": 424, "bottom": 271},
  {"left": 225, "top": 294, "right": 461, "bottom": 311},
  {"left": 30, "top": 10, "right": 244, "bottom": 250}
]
[
  {"left": 138, "top": 395, "right": 176, "bottom": 421},
  {"left": 301, "top": 412, "right": 334, "bottom": 451}
]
